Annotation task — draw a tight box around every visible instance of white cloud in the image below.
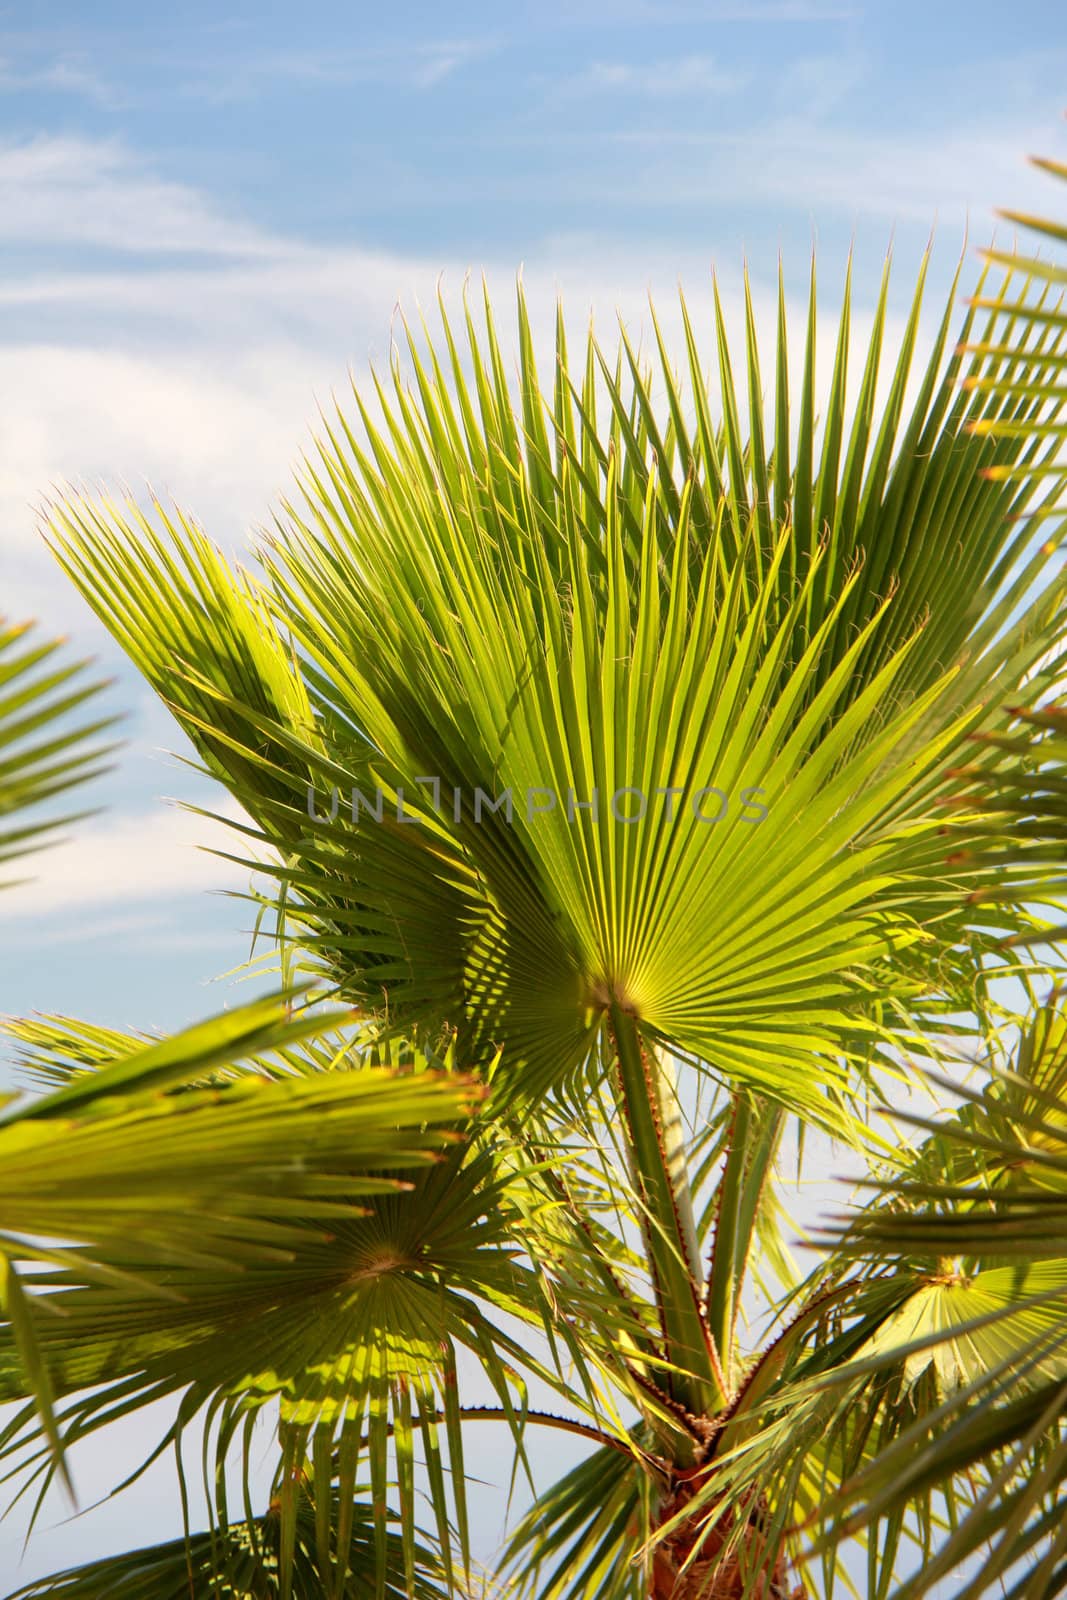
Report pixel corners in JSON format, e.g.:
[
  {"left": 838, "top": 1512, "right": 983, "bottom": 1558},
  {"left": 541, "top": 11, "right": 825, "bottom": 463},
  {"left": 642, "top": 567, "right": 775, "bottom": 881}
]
[
  {"left": 0, "top": 331, "right": 354, "bottom": 634},
  {"left": 0, "top": 54, "right": 121, "bottom": 108},
  {"left": 2, "top": 798, "right": 260, "bottom": 920},
  {"left": 0, "top": 243, "right": 903, "bottom": 607},
  {"left": 608, "top": 122, "right": 1066, "bottom": 226},
  {"left": 572, "top": 55, "right": 744, "bottom": 97},
  {"left": 2, "top": 123, "right": 1052, "bottom": 643},
  {"left": 0, "top": 129, "right": 964, "bottom": 637},
  {"left": 0, "top": 140, "right": 682, "bottom": 618},
  {"left": 744, "top": 128, "right": 1059, "bottom": 226},
  {"left": 410, "top": 41, "right": 497, "bottom": 88},
  {"left": 178, "top": 39, "right": 495, "bottom": 103},
  {"left": 0, "top": 136, "right": 290, "bottom": 256}
]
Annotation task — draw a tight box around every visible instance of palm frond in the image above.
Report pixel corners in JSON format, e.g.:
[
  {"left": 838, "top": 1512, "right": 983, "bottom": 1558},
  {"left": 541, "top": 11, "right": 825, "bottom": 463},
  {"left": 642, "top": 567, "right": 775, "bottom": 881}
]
[
  {"left": 503, "top": 1437, "right": 653, "bottom": 1600},
  {"left": 0, "top": 992, "right": 489, "bottom": 1587},
  {"left": 0, "top": 617, "right": 113, "bottom": 886},
  {"left": 798, "top": 990, "right": 1067, "bottom": 1598},
  {"left": 5, "top": 1485, "right": 446, "bottom": 1599}
]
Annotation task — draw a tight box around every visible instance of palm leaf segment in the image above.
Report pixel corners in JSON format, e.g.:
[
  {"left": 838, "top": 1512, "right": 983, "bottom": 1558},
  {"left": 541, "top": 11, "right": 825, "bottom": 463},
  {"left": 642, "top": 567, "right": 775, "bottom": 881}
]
[
  {"left": 0, "top": 616, "right": 112, "bottom": 886},
  {"left": 0, "top": 611, "right": 113, "bottom": 1504},
  {"left": 509, "top": 996, "right": 1067, "bottom": 1600},
  {"left": 939, "top": 154, "right": 1067, "bottom": 947}
]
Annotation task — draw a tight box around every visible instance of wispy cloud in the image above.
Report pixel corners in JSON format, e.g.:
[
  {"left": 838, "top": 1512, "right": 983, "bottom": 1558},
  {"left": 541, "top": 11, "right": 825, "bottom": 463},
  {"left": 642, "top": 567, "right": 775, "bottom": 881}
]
[
  {"left": 410, "top": 41, "right": 492, "bottom": 88},
  {"left": 1, "top": 798, "right": 259, "bottom": 920},
  {"left": 606, "top": 122, "right": 1061, "bottom": 225},
  {"left": 557, "top": 0, "right": 854, "bottom": 20},
  {"left": 180, "top": 38, "right": 495, "bottom": 104},
  {"left": 0, "top": 123, "right": 1049, "bottom": 632},
  {"left": 0, "top": 135, "right": 295, "bottom": 258},
  {"left": 0, "top": 52, "right": 121, "bottom": 108},
  {"left": 566, "top": 55, "right": 745, "bottom": 97},
  {"left": 702, "top": 1, "right": 856, "bottom": 16},
  {"left": 5, "top": 909, "right": 244, "bottom": 952}
]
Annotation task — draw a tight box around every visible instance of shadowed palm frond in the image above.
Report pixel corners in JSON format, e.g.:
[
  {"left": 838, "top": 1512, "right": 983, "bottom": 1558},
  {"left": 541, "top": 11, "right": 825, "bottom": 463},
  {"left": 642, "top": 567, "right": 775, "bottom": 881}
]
[
  {"left": 5, "top": 1484, "right": 446, "bottom": 1599},
  {"left": 503, "top": 1436, "right": 654, "bottom": 1600},
  {"left": 0, "top": 993, "right": 499, "bottom": 1592},
  {"left": 797, "top": 991, "right": 1067, "bottom": 1600},
  {"left": 941, "top": 150, "right": 1067, "bottom": 952}
]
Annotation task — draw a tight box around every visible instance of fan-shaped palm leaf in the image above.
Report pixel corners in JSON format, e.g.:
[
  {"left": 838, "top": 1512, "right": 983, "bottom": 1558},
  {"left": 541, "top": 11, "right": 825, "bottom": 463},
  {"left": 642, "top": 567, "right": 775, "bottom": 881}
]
[{"left": 43, "top": 257, "right": 1067, "bottom": 1128}]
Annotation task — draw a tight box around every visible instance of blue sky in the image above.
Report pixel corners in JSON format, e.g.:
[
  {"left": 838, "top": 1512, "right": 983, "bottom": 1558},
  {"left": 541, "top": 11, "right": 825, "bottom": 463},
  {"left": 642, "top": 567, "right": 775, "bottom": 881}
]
[
  {"left": 1, "top": 0, "right": 1066, "bottom": 1585},
  {"left": 3, "top": 0, "right": 1067, "bottom": 266}
]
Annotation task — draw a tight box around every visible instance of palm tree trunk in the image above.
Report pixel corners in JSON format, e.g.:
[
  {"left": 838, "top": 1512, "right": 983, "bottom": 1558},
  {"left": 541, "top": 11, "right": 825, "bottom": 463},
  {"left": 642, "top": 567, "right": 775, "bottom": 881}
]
[
  {"left": 650, "top": 1484, "right": 806, "bottom": 1599},
  {"left": 608, "top": 1004, "right": 725, "bottom": 1424}
]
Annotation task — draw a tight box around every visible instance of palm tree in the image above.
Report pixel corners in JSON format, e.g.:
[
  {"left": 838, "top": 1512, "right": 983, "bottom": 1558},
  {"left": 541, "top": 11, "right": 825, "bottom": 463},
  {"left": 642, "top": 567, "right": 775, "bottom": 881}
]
[{"left": 2, "top": 153, "right": 1067, "bottom": 1598}]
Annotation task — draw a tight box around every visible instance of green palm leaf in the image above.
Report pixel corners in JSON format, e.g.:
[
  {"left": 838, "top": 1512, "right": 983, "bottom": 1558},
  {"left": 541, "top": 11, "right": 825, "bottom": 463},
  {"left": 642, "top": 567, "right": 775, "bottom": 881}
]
[
  {"left": 942, "top": 150, "right": 1067, "bottom": 956},
  {"left": 503, "top": 1437, "right": 653, "bottom": 1600},
  {"left": 5, "top": 1486, "right": 446, "bottom": 1598},
  {"left": 0, "top": 993, "right": 483, "bottom": 1263},
  {"left": 798, "top": 993, "right": 1067, "bottom": 1598},
  {"left": 0, "top": 617, "right": 113, "bottom": 886},
  {"left": 0, "top": 994, "right": 489, "bottom": 1590}
]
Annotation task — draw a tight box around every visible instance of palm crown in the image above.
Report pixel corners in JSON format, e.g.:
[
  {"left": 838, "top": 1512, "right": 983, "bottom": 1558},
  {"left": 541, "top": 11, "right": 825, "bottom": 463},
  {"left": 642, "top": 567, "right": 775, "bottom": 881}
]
[{"left": 2, "top": 155, "right": 1067, "bottom": 1600}]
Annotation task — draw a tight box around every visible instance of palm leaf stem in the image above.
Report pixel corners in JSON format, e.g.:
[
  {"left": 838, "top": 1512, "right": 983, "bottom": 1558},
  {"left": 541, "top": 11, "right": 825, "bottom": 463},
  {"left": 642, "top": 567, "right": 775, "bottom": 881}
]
[
  {"left": 608, "top": 1005, "right": 725, "bottom": 1430},
  {"left": 705, "top": 1097, "right": 783, "bottom": 1387}
]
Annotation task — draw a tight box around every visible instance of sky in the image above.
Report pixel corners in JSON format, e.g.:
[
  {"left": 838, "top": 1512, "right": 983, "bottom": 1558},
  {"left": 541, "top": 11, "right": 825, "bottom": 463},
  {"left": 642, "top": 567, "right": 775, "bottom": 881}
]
[{"left": 1, "top": 0, "right": 1066, "bottom": 1587}]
